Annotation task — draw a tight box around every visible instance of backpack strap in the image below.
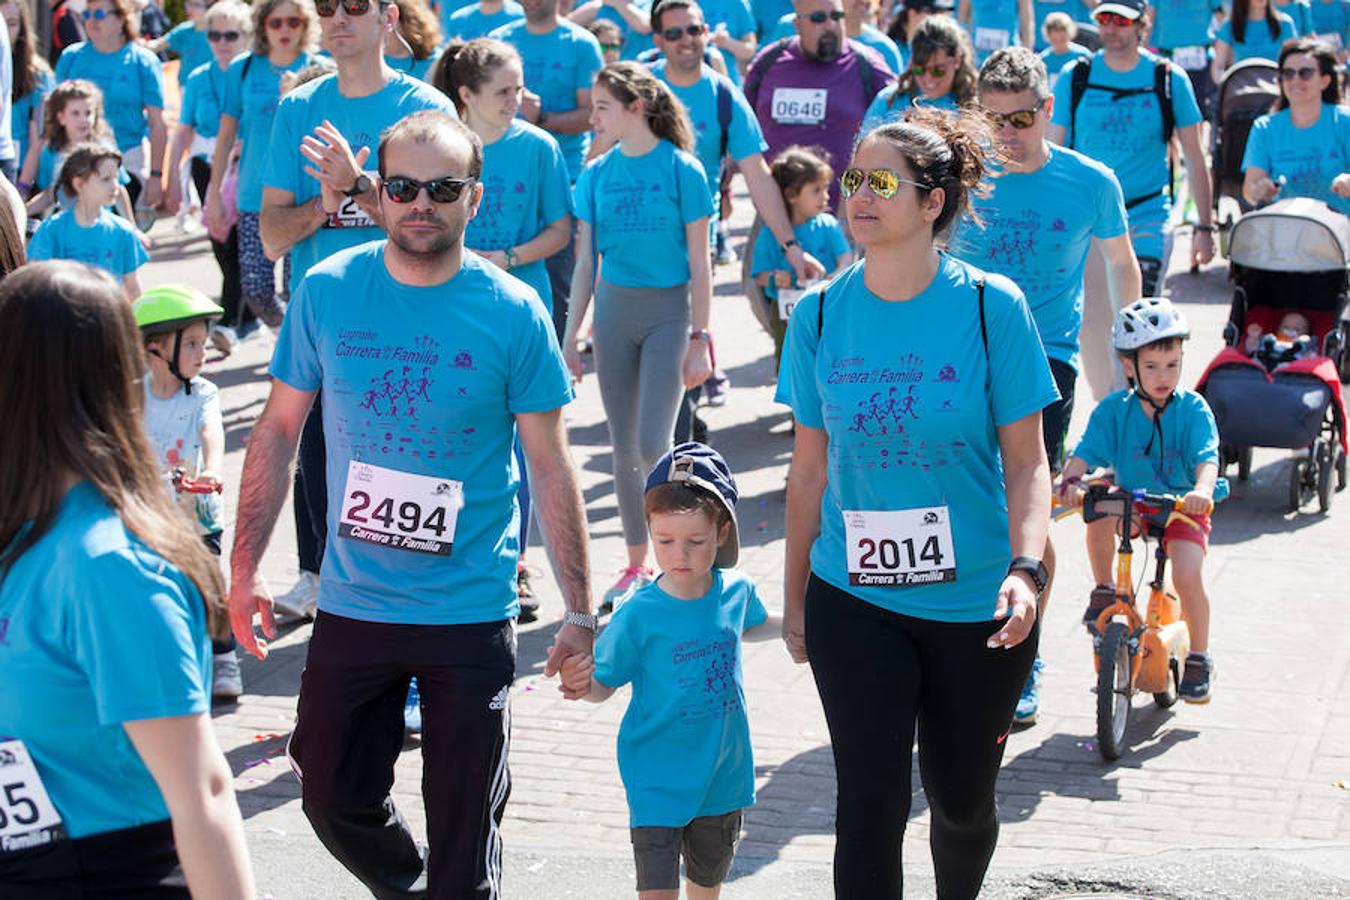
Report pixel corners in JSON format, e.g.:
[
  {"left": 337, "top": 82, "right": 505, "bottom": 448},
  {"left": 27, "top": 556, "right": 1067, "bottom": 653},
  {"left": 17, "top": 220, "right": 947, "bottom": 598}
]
[
  {"left": 1155, "top": 59, "right": 1175, "bottom": 144},
  {"left": 976, "top": 277, "right": 988, "bottom": 364},
  {"left": 1067, "top": 56, "right": 1091, "bottom": 148},
  {"left": 743, "top": 38, "right": 792, "bottom": 108},
  {"left": 855, "top": 45, "right": 876, "bottom": 102},
  {"left": 715, "top": 77, "right": 732, "bottom": 160}
]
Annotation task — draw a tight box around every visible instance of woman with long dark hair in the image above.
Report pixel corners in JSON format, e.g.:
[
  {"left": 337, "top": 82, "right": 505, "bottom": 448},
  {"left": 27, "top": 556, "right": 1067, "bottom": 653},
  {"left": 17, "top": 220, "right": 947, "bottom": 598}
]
[
  {"left": 1213, "top": 0, "right": 1298, "bottom": 76},
  {"left": 778, "top": 108, "right": 1055, "bottom": 897},
  {"left": 861, "top": 15, "right": 977, "bottom": 135},
  {"left": 2, "top": 0, "right": 54, "bottom": 183},
  {"left": 1243, "top": 38, "right": 1350, "bottom": 212},
  {"left": 0, "top": 261, "right": 254, "bottom": 897},
  {"left": 563, "top": 61, "right": 714, "bottom": 612}
]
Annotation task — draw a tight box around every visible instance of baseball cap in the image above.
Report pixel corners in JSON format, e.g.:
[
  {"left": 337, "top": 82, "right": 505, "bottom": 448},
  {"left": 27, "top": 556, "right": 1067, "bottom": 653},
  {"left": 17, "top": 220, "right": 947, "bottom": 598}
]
[
  {"left": 645, "top": 442, "right": 741, "bottom": 568},
  {"left": 1094, "top": 0, "right": 1146, "bottom": 20}
]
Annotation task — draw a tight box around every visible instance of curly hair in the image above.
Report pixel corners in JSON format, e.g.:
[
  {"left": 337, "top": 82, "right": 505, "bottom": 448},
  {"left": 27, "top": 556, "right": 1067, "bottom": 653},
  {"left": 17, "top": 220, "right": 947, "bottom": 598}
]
[
  {"left": 593, "top": 61, "right": 694, "bottom": 152},
  {"left": 892, "top": 15, "right": 977, "bottom": 109},
  {"left": 42, "top": 80, "right": 114, "bottom": 150},
  {"left": 394, "top": 0, "right": 441, "bottom": 59}
]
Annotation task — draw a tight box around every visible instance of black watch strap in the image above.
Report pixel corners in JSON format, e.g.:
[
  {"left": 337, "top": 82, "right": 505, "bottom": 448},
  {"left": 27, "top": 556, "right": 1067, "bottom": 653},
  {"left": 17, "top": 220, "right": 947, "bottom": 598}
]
[{"left": 1007, "top": 556, "right": 1048, "bottom": 596}]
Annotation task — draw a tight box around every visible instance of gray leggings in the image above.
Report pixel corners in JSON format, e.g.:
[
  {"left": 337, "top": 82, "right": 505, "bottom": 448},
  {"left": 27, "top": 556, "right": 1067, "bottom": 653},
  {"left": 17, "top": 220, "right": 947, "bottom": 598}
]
[{"left": 593, "top": 278, "right": 691, "bottom": 546}]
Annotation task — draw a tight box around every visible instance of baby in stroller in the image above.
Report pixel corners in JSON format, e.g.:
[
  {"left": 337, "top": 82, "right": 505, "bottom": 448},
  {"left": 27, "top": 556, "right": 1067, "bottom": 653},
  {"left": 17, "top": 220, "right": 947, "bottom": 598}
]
[{"left": 1243, "top": 310, "right": 1318, "bottom": 368}]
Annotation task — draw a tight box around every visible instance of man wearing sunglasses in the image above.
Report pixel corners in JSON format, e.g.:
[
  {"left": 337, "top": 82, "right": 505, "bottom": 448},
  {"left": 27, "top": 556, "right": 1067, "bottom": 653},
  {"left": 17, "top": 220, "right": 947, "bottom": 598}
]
[
  {"left": 234, "top": 111, "right": 593, "bottom": 900},
  {"left": 1047, "top": 0, "right": 1214, "bottom": 401},
  {"left": 743, "top": 0, "right": 895, "bottom": 211},
  {"left": 950, "top": 46, "right": 1140, "bottom": 726}
]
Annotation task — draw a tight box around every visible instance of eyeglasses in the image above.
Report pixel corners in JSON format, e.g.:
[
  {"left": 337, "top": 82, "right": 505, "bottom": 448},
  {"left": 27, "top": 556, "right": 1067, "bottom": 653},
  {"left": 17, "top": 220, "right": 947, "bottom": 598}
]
[
  {"left": 982, "top": 98, "right": 1045, "bottom": 129},
  {"left": 80, "top": 8, "right": 116, "bottom": 20},
  {"left": 659, "top": 23, "right": 706, "bottom": 40},
  {"left": 909, "top": 63, "right": 948, "bottom": 78},
  {"left": 208, "top": 29, "right": 243, "bottom": 41},
  {"left": 1280, "top": 65, "right": 1320, "bottom": 81},
  {"left": 600, "top": 41, "right": 624, "bottom": 51},
  {"left": 315, "top": 0, "right": 385, "bottom": 16},
  {"left": 804, "top": 9, "right": 846, "bottom": 23},
  {"left": 839, "top": 167, "right": 931, "bottom": 199},
  {"left": 1093, "top": 11, "right": 1135, "bottom": 27},
  {"left": 267, "top": 15, "right": 304, "bottom": 28},
  {"left": 383, "top": 174, "right": 476, "bottom": 203}
]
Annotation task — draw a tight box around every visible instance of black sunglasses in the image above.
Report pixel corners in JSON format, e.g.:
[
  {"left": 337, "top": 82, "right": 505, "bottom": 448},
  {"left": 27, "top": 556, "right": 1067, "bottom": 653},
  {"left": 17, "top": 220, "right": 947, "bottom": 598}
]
[
  {"left": 805, "top": 9, "right": 845, "bottom": 23},
  {"left": 383, "top": 174, "right": 476, "bottom": 203},
  {"left": 207, "top": 29, "right": 242, "bottom": 41},
  {"left": 1280, "top": 65, "right": 1320, "bottom": 81},
  {"left": 315, "top": 0, "right": 387, "bottom": 17},
  {"left": 660, "top": 23, "right": 706, "bottom": 40}
]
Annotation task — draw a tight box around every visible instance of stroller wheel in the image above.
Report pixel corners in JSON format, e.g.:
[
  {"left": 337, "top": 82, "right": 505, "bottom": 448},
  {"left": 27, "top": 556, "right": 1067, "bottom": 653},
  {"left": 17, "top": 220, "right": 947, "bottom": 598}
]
[
  {"left": 1318, "top": 445, "right": 1336, "bottom": 513},
  {"left": 1290, "top": 456, "right": 1313, "bottom": 512},
  {"left": 1337, "top": 444, "right": 1347, "bottom": 492}
]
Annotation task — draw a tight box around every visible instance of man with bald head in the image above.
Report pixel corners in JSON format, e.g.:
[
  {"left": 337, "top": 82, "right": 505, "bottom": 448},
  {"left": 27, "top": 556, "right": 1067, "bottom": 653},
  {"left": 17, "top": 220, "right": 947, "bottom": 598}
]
[{"left": 742, "top": 0, "right": 895, "bottom": 209}]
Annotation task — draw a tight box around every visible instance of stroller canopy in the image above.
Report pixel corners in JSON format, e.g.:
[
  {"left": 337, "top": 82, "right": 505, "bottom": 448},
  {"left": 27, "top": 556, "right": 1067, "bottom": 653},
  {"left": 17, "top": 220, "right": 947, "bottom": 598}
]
[{"left": 1228, "top": 198, "right": 1350, "bottom": 272}]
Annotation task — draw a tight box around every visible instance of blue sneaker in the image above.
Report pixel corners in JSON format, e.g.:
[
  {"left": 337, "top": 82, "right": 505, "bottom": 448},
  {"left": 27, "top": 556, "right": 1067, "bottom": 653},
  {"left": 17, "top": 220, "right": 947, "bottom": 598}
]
[
  {"left": 404, "top": 678, "right": 422, "bottom": 734},
  {"left": 1179, "top": 653, "right": 1214, "bottom": 704},
  {"left": 1014, "top": 656, "right": 1044, "bottom": 725}
]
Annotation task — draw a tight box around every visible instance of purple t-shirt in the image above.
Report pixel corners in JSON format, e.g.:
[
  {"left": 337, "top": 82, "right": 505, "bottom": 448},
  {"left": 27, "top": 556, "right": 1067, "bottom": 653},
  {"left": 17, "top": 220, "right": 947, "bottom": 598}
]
[{"left": 745, "top": 37, "right": 895, "bottom": 210}]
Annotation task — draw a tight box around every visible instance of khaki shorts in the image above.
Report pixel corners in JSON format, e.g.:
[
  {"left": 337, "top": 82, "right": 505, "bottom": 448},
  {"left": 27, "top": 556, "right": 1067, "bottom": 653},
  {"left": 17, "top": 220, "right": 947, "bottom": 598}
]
[{"left": 631, "top": 809, "right": 743, "bottom": 891}]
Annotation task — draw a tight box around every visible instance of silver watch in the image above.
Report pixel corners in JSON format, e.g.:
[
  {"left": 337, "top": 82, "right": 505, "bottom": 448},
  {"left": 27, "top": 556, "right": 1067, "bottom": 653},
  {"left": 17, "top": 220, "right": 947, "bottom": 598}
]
[{"left": 563, "top": 610, "right": 598, "bottom": 631}]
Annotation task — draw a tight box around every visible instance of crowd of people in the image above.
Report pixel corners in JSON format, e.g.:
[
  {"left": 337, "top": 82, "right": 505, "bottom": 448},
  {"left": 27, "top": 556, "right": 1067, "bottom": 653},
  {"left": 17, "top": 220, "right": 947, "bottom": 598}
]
[{"left": 2, "top": 0, "right": 1348, "bottom": 896}]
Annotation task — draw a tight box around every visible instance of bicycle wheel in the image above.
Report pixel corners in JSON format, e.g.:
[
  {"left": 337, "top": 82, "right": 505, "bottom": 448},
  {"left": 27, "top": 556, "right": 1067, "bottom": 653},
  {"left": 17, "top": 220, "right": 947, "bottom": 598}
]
[
  {"left": 1096, "top": 621, "right": 1132, "bottom": 761},
  {"left": 1153, "top": 656, "right": 1180, "bottom": 709}
]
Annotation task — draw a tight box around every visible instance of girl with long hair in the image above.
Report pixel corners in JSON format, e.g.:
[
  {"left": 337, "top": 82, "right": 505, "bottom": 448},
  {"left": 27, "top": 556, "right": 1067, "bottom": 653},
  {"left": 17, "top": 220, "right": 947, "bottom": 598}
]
[
  {"left": 861, "top": 14, "right": 977, "bottom": 135},
  {"left": 2, "top": 0, "right": 54, "bottom": 183},
  {"left": 563, "top": 61, "right": 714, "bottom": 612},
  {"left": 1213, "top": 0, "right": 1298, "bottom": 75},
  {"left": 778, "top": 108, "right": 1055, "bottom": 897},
  {"left": 0, "top": 261, "right": 254, "bottom": 898}
]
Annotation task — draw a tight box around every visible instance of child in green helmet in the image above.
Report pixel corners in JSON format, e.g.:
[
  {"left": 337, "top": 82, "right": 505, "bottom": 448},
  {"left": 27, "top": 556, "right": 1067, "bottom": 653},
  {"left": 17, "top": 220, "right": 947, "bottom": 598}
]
[{"left": 133, "top": 284, "right": 242, "bottom": 704}]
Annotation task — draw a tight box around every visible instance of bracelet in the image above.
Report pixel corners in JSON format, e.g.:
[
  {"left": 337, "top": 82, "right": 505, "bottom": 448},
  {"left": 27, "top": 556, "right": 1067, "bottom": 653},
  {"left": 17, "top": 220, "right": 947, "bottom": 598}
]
[
  {"left": 690, "top": 329, "right": 712, "bottom": 343},
  {"left": 149, "top": 169, "right": 163, "bottom": 177},
  {"left": 1194, "top": 224, "right": 1217, "bottom": 233},
  {"left": 781, "top": 238, "right": 799, "bottom": 252},
  {"left": 504, "top": 247, "right": 519, "bottom": 270}
]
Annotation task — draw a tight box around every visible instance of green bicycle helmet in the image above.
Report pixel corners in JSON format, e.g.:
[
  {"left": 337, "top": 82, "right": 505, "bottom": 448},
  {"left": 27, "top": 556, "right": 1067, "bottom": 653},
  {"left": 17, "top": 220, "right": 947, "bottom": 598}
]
[{"left": 133, "top": 285, "right": 224, "bottom": 394}]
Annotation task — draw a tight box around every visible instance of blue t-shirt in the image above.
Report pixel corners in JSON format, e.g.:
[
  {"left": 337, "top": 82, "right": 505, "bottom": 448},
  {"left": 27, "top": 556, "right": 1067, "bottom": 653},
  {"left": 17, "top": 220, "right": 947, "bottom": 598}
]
[
  {"left": 775, "top": 255, "right": 1059, "bottom": 622},
  {"left": 969, "top": 0, "right": 1023, "bottom": 63},
  {"left": 180, "top": 61, "right": 227, "bottom": 142},
  {"left": 1072, "top": 389, "right": 1221, "bottom": 495},
  {"left": 1214, "top": 13, "right": 1298, "bottom": 63},
  {"left": 468, "top": 119, "right": 573, "bottom": 311},
  {"left": 698, "top": 0, "right": 757, "bottom": 85},
  {"left": 270, "top": 243, "right": 573, "bottom": 625},
  {"left": 766, "top": 11, "right": 794, "bottom": 43},
  {"left": 446, "top": 0, "right": 524, "bottom": 40},
  {"left": 593, "top": 568, "right": 768, "bottom": 828},
  {"left": 859, "top": 83, "right": 958, "bottom": 139},
  {"left": 11, "top": 68, "right": 54, "bottom": 165},
  {"left": 594, "top": 0, "right": 655, "bottom": 61},
  {"left": 222, "top": 50, "right": 321, "bottom": 213},
  {"left": 1242, "top": 104, "right": 1350, "bottom": 215},
  {"left": 1310, "top": 0, "right": 1350, "bottom": 46},
  {"left": 574, "top": 140, "right": 713, "bottom": 288},
  {"left": 165, "top": 21, "right": 212, "bottom": 86},
  {"left": 385, "top": 53, "right": 437, "bottom": 81},
  {"left": 0, "top": 482, "right": 211, "bottom": 839},
  {"left": 1039, "top": 42, "right": 1091, "bottom": 84},
  {"left": 854, "top": 24, "right": 904, "bottom": 74},
  {"left": 949, "top": 144, "right": 1128, "bottom": 371},
  {"left": 490, "top": 19, "right": 605, "bottom": 179},
  {"left": 264, "top": 71, "right": 455, "bottom": 291},
  {"left": 1152, "top": 0, "right": 1221, "bottom": 50},
  {"left": 54, "top": 42, "right": 166, "bottom": 152},
  {"left": 1282, "top": 0, "right": 1316, "bottom": 35},
  {"left": 651, "top": 61, "right": 766, "bottom": 218},
  {"left": 1032, "top": 0, "right": 1072, "bottom": 50},
  {"left": 27, "top": 207, "right": 149, "bottom": 277},
  {"left": 751, "top": 211, "right": 849, "bottom": 301},
  {"left": 437, "top": 0, "right": 481, "bottom": 33},
  {"left": 751, "top": 0, "right": 792, "bottom": 39}
]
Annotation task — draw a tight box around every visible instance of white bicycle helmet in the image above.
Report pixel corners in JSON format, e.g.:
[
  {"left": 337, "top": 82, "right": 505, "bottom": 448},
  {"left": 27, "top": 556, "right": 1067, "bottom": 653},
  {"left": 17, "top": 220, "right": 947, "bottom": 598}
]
[{"left": 1112, "top": 297, "right": 1190, "bottom": 353}]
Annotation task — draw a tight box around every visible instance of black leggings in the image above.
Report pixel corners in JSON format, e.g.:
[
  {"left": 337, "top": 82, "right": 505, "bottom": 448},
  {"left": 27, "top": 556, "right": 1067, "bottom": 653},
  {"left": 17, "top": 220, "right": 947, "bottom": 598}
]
[
  {"left": 805, "top": 574, "right": 1037, "bottom": 900},
  {"left": 189, "top": 156, "right": 247, "bottom": 329}
]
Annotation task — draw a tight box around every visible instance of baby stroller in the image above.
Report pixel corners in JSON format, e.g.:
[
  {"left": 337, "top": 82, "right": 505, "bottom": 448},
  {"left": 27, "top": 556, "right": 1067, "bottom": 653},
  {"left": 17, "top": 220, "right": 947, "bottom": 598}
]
[
  {"left": 1196, "top": 198, "right": 1349, "bottom": 513},
  {"left": 1210, "top": 59, "right": 1280, "bottom": 255}
]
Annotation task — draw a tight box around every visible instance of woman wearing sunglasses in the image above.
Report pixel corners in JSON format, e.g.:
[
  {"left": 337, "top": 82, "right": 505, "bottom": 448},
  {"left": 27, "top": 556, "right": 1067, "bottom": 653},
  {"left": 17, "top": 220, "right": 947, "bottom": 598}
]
[
  {"left": 777, "top": 108, "right": 1055, "bottom": 898},
  {"left": 52, "top": 0, "right": 167, "bottom": 210},
  {"left": 205, "top": 0, "right": 321, "bottom": 328},
  {"left": 1212, "top": 0, "right": 1298, "bottom": 78},
  {"left": 165, "top": 1, "right": 255, "bottom": 352},
  {"left": 1243, "top": 38, "right": 1350, "bottom": 213},
  {"left": 564, "top": 61, "right": 714, "bottom": 612},
  {"left": 859, "top": 15, "right": 975, "bottom": 134}
]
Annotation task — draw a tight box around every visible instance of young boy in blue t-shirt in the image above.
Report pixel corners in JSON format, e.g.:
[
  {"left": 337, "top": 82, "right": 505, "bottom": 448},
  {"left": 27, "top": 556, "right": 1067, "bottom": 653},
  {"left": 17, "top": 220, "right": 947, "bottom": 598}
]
[
  {"left": 561, "top": 443, "right": 780, "bottom": 897},
  {"left": 1058, "top": 298, "right": 1223, "bottom": 702}
]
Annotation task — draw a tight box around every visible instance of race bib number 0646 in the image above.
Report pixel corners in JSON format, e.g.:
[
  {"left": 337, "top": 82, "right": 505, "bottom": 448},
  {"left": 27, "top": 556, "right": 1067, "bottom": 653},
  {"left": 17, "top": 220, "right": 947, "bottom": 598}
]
[
  {"left": 771, "top": 87, "right": 827, "bottom": 125},
  {"left": 339, "top": 461, "right": 463, "bottom": 556},
  {"left": 843, "top": 507, "right": 957, "bottom": 587}
]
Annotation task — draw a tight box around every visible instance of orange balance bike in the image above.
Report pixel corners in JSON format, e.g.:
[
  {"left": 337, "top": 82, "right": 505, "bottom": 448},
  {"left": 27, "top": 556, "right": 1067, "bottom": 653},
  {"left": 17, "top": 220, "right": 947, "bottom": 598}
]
[{"left": 1069, "top": 483, "right": 1212, "bottom": 761}]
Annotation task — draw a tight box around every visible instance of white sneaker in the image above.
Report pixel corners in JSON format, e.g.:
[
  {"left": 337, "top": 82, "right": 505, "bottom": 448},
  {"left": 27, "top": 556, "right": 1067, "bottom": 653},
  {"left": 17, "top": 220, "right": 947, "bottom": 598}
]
[
  {"left": 212, "top": 651, "right": 243, "bottom": 703},
  {"left": 272, "top": 571, "right": 319, "bottom": 620},
  {"left": 210, "top": 326, "right": 238, "bottom": 355}
]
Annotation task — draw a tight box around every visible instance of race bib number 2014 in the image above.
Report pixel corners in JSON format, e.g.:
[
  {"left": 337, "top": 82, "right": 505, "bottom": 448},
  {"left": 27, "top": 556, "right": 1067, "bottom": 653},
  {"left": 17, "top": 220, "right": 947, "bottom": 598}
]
[
  {"left": 0, "top": 740, "right": 66, "bottom": 855},
  {"left": 339, "top": 461, "right": 463, "bottom": 556},
  {"left": 843, "top": 507, "right": 957, "bottom": 587}
]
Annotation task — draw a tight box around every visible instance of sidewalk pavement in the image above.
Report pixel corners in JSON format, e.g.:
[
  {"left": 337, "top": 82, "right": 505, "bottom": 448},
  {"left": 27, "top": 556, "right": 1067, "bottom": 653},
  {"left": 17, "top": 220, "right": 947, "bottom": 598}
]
[{"left": 141, "top": 200, "right": 1350, "bottom": 898}]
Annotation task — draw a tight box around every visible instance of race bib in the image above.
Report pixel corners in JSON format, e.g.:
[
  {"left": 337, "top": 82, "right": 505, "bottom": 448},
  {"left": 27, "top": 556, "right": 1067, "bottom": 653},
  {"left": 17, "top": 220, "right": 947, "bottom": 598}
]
[
  {"left": 0, "top": 740, "right": 66, "bottom": 855},
  {"left": 771, "top": 87, "right": 827, "bottom": 126},
  {"left": 339, "top": 461, "right": 463, "bottom": 556},
  {"left": 777, "top": 286, "right": 805, "bottom": 321},
  {"left": 1317, "top": 31, "right": 1344, "bottom": 51},
  {"left": 843, "top": 507, "right": 957, "bottom": 587},
  {"left": 974, "top": 27, "right": 1011, "bottom": 52},
  {"left": 326, "top": 195, "right": 377, "bottom": 229},
  {"left": 1172, "top": 45, "right": 1208, "bottom": 71}
]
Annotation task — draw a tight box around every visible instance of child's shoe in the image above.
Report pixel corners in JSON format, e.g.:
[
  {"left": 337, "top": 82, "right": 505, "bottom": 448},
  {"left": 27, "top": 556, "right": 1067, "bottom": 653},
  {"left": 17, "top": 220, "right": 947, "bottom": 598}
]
[
  {"left": 598, "top": 565, "right": 653, "bottom": 615},
  {"left": 212, "top": 650, "right": 242, "bottom": 704},
  {"left": 1082, "top": 584, "right": 1117, "bottom": 633},
  {"left": 1179, "top": 652, "right": 1214, "bottom": 704},
  {"left": 1013, "top": 656, "right": 1043, "bottom": 725}
]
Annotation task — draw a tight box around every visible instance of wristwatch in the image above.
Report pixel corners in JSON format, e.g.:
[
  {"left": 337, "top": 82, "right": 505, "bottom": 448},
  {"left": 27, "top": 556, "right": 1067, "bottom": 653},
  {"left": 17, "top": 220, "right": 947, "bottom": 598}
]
[
  {"left": 504, "top": 247, "right": 519, "bottom": 270},
  {"left": 1007, "top": 556, "right": 1049, "bottom": 597},
  {"left": 781, "top": 238, "right": 799, "bottom": 253},
  {"left": 563, "top": 610, "right": 598, "bottom": 631},
  {"left": 344, "top": 173, "right": 372, "bottom": 197}
]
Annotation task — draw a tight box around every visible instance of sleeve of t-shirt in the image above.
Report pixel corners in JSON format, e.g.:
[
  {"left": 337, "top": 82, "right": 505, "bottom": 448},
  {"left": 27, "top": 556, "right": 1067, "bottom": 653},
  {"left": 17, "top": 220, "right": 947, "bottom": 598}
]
[
  {"left": 222, "top": 57, "right": 244, "bottom": 119},
  {"left": 727, "top": 0, "right": 755, "bottom": 36},
  {"left": 1183, "top": 394, "right": 1221, "bottom": 471},
  {"left": 1242, "top": 114, "right": 1273, "bottom": 172},
  {"left": 1070, "top": 399, "right": 1118, "bottom": 469},
  {"left": 1214, "top": 19, "right": 1233, "bottom": 44},
  {"left": 982, "top": 275, "right": 1060, "bottom": 427},
  {"left": 775, "top": 287, "right": 825, "bottom": 426},
  {"left": 118, "top": 226, "right": 150, "bottom": 274},
  {"left": 1092, "top": 166, "right": 1129, "bottom": 240},
  {"left": 573, "top": 162, "right": 596, "bottom": 225},
  {"left": 199, "top": 380, "right": 223, "bottom": 435},
  {"left": 1168, "top": 63, "right": 1202, "bottom": 131},
  {"left": 166, "top": 22, "right": 189, "bottom": 54},
  {"left": 538, "top": 134, "right": 573, "bottom": 222},
  {"left": 1049, "top": 59, "right": 1077, "bottom": 129},
  {"left": 727, "top": 83, "right": 768, "bottom": 162},
  {"left": 180, "top": 74, "right": 201, "bottom": 128},
  {"left": 53, "top": 47, "right": 72, "bottom": 82},
  {"left": 70, "top": 552, "right": 209, "bottom": 725},
  {"left": 593, "top": 605, "right": 639, "bottom": 688},
  {"left": 262, "top": 95, "right": 302, "bottom": 196},
  {"left": 574, "top": 32, "right": 605, "bottom": 92},
  {"left": 26, "top": 217, "right": 54, "bottom": 260},
  {"left": 750, "top": 223, "right": 785, "bottom": 276},
  {"left": 677, "top": 152, "right": 714, "bottom": 223},
  {"left": 269, "top": 275, "right": 324, "bottom": 391},
  {"left": 139, "top": 50, "right": 166, "bottom": 110},
  {"left": 507, "top": 293, "right": 574, "bottom": 413},
  {"left": 740, "top": 577, "right": 768, "bottom": 630}
]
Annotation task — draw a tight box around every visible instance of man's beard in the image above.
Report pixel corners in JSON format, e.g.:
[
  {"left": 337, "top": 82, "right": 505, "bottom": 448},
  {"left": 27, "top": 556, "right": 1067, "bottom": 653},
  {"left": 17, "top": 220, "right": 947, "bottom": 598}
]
[
  {"left": 814, "top": 31, "right": 841, "bottom": 61},
  {"left": 388, "top": 215, "right": 463, "bottom": 259}
]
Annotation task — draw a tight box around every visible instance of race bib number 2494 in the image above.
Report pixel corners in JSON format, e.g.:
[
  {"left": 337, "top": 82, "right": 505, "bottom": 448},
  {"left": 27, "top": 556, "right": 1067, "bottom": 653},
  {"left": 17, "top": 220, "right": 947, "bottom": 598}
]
[{"left": 339, "top": 461, "right": 463, "bottom": 556}]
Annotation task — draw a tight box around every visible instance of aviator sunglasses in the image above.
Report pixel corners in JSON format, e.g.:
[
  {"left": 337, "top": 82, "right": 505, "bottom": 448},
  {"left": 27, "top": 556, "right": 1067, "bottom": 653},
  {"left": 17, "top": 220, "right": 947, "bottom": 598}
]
[
  {"left": 660, "top": 23, "right": 706, "bottom": 40},
  {"left": 839, "top": 167, "right": 932, "bottom": 200},
  {"left": 383, "top": 175, "right": 476, "bottom": 203},
  {"left": 982, "top": 97, "right": 1046, "bottom": 130},
  {"left": 909, "top": 63, "right": 948, "bottom": 78}
]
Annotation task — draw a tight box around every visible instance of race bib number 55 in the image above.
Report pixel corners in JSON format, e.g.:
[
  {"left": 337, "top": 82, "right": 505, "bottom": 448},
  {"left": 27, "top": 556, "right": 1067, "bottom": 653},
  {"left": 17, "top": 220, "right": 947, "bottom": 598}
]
[
  {"left": 0, "top": 740, "right": 66, "bottom": 855},
  {"left": 843, "top": 507, "right": 957, "bottom": 587},
  {"left": 339, "top": 461, "right": 463, "bottom": 556}
]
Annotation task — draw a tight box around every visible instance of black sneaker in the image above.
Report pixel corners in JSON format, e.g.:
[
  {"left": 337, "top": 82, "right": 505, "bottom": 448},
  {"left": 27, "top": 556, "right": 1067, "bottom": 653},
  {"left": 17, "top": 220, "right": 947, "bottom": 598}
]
[
  {"left": 1082, "top": 584, "right": 1117, "bottom": 633},
  {"left": 1179, "top": 653, "right": 1214, "bottom": 703},
  {"left": 515, "top": 566, "right": 539, "bottom": 624}
]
